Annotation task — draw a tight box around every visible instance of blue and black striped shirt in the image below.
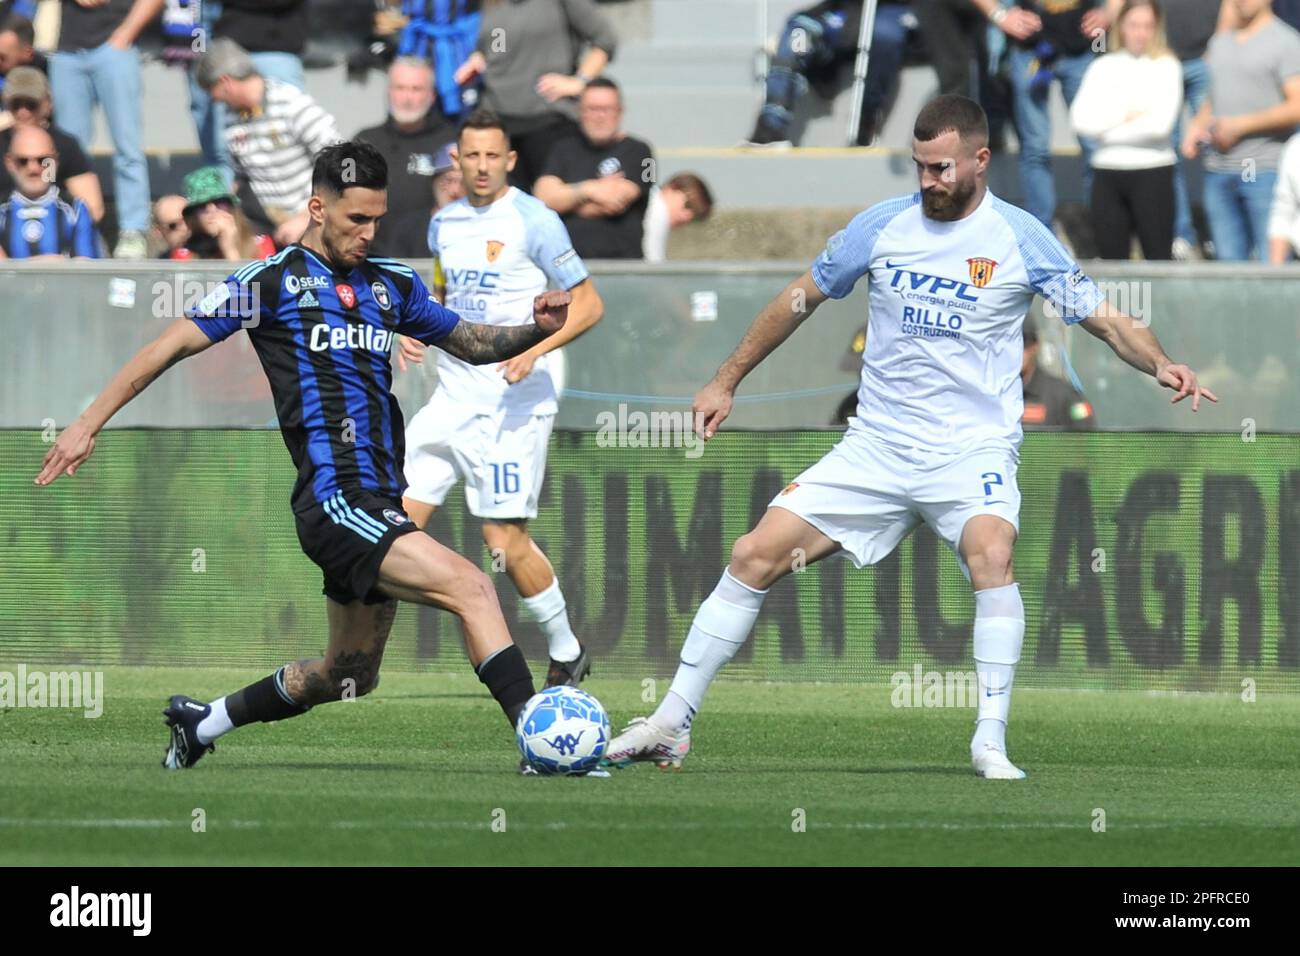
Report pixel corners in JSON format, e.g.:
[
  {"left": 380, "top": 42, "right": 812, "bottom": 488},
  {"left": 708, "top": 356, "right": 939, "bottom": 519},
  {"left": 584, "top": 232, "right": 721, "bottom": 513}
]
[
  {"left": 187, "top": 245, "right": 460, "bottom": 512},
  {"left": 0, "top": 188, "right": 98, "bottom": 259}
]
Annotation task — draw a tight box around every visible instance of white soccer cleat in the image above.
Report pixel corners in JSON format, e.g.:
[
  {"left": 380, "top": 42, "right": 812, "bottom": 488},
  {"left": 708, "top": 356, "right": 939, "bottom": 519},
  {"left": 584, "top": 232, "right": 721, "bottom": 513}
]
[
  {"left": 601, "top": 716, "right": 691, "bottom": 770},
  {"left": 972, "top": 743, "right": 1027, "bottom": 780}
]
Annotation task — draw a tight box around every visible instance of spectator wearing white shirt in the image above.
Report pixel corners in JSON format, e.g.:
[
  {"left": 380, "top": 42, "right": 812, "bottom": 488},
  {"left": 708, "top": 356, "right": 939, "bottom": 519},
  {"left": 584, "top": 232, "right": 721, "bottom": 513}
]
[
  {"left": 641, "top": 173, "right": 713, "bottom": 263},
  {"left": 195, "top": 38, "right": 343, "bottom": 247},
  {"left": 1071, "top": 0, "right": 1184, "bottom": 258},
  {"left": 1266, "top": 129, "right": 1300, "bottom": 259}
]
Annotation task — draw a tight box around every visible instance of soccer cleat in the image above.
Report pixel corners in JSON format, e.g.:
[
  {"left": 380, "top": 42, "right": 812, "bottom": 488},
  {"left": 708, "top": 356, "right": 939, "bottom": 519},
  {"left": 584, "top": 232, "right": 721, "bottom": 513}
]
[
  {"left": 519, "top": 758, "right": 540, "bottom": 776},
  {"left": 972, "top": 743, "right": 1026, "bottom": 780},
  {"left": 161, "top": 695, "right": 215, "bottom": 770},
  {"left": 601, "top": 716, "right": 690, "bottom": 770},
  {"left": 544, "top": 644, "right": 591, "bottom": 688}
]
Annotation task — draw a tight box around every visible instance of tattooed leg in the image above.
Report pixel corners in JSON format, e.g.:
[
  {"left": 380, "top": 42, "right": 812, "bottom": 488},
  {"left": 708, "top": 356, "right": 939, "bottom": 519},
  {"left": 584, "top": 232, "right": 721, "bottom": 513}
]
[
  {"left": 282, "top": 599, "right": 398, "bottom": 706},
  {"left": 189, "top": 600, "right": 398, "bottom": 752}
]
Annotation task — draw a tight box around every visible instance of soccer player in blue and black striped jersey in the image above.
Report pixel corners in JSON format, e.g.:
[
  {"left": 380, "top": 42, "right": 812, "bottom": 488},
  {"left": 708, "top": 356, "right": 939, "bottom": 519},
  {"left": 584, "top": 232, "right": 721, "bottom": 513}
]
[
  {"left": 0, "top": 126, "right": 98, "bottom": 259},
  {"left": 35, "top": 141, "right": 571, "bottom": 771}
]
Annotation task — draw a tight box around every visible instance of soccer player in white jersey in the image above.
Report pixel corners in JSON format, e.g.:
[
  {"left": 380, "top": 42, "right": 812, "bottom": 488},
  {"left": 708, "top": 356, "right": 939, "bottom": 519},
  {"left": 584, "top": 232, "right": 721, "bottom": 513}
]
[
  {"left": 397, "top": 110, "right": 605, "bottom": 687},
  {"left": 606, "top": 95, "right": 1218, "bottom": 779}
]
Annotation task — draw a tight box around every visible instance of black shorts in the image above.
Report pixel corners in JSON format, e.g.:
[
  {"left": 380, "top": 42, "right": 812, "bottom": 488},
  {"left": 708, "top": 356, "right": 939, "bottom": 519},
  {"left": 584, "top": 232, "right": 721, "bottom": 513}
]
[{"left": 294, "top": 490, "right": 420, "bottom": 605}]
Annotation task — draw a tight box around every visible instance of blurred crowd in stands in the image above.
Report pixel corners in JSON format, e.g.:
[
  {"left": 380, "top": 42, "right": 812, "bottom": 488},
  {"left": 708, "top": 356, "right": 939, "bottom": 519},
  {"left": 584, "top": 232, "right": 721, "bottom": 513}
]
[{"left": 1, "top": 0, "right": 1299, "bottom": 265}]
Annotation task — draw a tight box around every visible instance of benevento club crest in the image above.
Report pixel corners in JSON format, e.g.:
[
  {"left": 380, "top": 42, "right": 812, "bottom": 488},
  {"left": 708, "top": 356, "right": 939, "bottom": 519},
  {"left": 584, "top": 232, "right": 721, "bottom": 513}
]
[
  {"left": 486, "top": 240, "right": 504, "bottom": 263},
  {"left": 966, "top": 257, "right": 998, "bottom": 288}
]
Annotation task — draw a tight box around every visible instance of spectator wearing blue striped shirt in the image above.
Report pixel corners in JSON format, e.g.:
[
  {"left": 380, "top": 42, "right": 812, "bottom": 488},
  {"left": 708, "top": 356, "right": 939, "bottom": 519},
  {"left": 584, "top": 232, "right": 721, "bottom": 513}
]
[{"left": 0, "top": 125, "right": 98, "bottom": 259}]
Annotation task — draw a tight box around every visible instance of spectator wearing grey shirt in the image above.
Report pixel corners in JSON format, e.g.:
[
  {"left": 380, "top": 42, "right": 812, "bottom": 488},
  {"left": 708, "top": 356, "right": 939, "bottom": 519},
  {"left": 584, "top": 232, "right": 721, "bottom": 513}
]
[
  {"left": 453, "top": 0, "right": 617, "bottom": 192},
  {"left": 1182, "top": 0, "right": 1300, "bottom": 260}
]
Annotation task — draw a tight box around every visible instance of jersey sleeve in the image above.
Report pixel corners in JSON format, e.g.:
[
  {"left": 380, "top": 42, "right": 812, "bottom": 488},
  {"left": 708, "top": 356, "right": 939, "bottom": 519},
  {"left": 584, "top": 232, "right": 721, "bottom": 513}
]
[
  {"left": 810, "top": 195, "right": 916, "bottom": 299},
  {"left": 525, "top": 203, "right": 590, "bottom": 290},
  {"left": 1019, "top": 226, "right": 1104, "bottom": 324},
  {"left": 185, "top": 258, "right": 279, "bottom": 344},
  {"left": 393, "top": 266, "right": 460, "bottom": 344}
]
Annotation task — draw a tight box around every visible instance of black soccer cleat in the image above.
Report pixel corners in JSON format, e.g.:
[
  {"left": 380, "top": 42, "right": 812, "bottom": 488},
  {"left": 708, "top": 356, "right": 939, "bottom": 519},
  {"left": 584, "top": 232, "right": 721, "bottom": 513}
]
[
  {"left": 545, "top": 644, "right": 592, "bottom": 688},
  {"left": 161, "top": 695, "right": 215, "bottom": 770}
]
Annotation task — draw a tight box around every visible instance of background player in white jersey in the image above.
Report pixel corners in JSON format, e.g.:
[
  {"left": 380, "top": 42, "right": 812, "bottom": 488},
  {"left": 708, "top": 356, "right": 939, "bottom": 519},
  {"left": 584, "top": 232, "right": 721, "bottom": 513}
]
[
  {"left": 605, "top": 95, "right": 1218, "bottom": 779},
  {"left": 397, "top": 110, "right": 605, "bottom": 688}
]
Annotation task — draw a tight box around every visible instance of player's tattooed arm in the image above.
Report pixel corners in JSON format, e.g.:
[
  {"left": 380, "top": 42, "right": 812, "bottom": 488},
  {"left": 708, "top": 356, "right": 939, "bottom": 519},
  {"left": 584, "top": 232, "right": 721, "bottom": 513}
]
[
  {"left": 434, "top": 290, "right": 571, "bottom": 364},
  {"left": 437, "top": 320, "right": 551, "bottom": 364}
]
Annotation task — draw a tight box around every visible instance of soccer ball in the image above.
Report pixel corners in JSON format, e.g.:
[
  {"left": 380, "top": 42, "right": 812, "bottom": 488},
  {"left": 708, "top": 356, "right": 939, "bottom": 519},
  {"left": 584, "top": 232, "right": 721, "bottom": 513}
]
[{"left": 516, "top": 686, "right": 610, "bottom": 775}]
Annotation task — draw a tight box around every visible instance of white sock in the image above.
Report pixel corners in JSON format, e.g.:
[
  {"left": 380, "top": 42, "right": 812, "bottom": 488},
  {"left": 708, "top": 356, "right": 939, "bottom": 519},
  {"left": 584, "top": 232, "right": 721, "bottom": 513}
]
[
  {"left": 971, "top": 583, "right": 1025, "bottom": 757},
  {"left": 196, "top": 697, "right": 234, "bottom": 745},
  {"left": 654, "top": 691, "right": 695, "bottom": 732},
  {"left": 654, "top": 569, "right": 768, "bottom": 731},
  {"left": 521, "top": 578, "right": 581, "bottom": 663}
]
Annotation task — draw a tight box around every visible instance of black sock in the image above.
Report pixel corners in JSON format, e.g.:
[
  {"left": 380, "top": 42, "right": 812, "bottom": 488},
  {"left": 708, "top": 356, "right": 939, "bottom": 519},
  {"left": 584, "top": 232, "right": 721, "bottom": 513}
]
[
  {"left": 226, "top": 666, "right": 311, "bottom": 726},
  {"left": 476, "top": 645, "right": 535, "bottom": 728}
]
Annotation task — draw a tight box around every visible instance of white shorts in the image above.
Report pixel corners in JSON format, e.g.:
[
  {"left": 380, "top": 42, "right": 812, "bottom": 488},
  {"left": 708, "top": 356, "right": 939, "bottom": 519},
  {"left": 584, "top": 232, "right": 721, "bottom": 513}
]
[
  {"left": 403, "top": 390, "right": 554, "bottom": 520},
  {"left": 769, "top": 422, "right": 1021, "bottom": 578}
]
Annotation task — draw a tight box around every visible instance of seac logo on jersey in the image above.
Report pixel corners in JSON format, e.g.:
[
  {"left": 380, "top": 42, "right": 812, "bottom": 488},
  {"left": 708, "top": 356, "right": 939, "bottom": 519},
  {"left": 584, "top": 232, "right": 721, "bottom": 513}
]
[
  {"left": 966, "top": 257, "right": 998, "bottom": 288},
  {"left": 371, "top": 281, "right": 390, "bottom": 310},
  {"left": 486, "top": 240, "right": 504, "bottom": 263},
  {"left": 285, "top": 274, "right": 329, "bottom": 294}
]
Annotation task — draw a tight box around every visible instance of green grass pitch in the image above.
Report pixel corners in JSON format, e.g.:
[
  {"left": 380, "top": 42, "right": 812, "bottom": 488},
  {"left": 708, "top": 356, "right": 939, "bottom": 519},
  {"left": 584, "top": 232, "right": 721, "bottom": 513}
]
[{"left": 2, "top": 666, "right": 1298, "bottom": 866}]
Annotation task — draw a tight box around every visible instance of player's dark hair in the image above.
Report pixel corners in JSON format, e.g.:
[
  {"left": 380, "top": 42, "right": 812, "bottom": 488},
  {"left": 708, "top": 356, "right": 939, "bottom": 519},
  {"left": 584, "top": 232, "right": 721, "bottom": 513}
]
[
  {"left": 312, "top": 140, "right": 388, "bottom": 195},
  {"left": 458, "top": 108, "right": 512, "bottom": 148},
  {"left": 914, "top": 95, "right": 989, "bottom": 148}
]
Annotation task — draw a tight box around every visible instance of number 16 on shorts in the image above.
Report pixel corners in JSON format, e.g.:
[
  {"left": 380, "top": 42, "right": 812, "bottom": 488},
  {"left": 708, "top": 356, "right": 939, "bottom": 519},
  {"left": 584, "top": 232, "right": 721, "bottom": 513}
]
[{"left": 491, "top": 462, "right": 521, "bottom": 502}]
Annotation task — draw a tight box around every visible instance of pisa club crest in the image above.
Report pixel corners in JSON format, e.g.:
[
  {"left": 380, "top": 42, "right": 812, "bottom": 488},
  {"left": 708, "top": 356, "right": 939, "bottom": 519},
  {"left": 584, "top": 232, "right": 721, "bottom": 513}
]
[
  {"left": 486, "top": 240, "right": 504, "bottom": 262},
  {"left": 966, "top": 257, "right": 998, "bottom": 288}
]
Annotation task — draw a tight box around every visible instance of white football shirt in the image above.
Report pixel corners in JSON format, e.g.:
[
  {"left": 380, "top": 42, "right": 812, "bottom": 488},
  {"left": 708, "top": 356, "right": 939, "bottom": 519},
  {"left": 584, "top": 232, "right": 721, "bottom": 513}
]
[
  {"left": 427, "top": 186, "right": 589, "bottom": 415},
  {"left": 811, "top": 189, "right": 1104, "bottom": 452}
]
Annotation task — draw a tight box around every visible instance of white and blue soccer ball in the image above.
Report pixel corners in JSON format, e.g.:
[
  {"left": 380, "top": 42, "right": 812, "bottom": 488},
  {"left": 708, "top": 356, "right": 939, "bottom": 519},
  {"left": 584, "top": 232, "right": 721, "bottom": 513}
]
[{"left": 516, "top": 686, "right": 610, "bottom": 775}]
